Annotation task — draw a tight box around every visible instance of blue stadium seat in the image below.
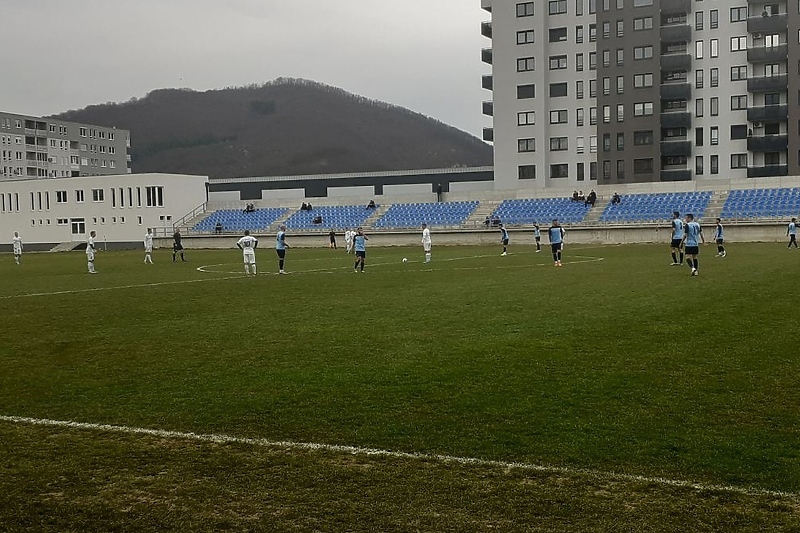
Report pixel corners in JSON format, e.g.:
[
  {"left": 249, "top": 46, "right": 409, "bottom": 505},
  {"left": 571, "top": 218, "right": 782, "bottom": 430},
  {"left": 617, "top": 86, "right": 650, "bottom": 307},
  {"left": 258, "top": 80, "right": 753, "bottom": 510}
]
[
  {"left": 193, "top": 208, "right": 288, "bottom": 232},
  {"left": 284, "top": 205, "right": 372, "bottom": 230},
  {"left": 490, "top": 198, "right": 590, "bottom": 225},
  {"left": 721, "top": 188, "right": 800, "bottom": 219},
  {"left": 374, "top": 201, "right": 479, "bottom": 228},
  {"left": 599, "top": 192, "right": 711, "bottom": 223}
]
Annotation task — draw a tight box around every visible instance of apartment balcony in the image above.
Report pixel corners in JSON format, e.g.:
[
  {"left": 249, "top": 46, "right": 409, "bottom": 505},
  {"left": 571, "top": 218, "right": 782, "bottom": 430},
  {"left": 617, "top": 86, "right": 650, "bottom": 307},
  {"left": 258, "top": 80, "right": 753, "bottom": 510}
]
[
  {"left": 481, "top": 47, "right": 492, "bottom": 65},
  {"left": 748, "top": 13, "right": 788, "bottom": 33},
  {"left": 660, "top": 53, "right": 691, "bottom": 70},
  {"left": 660, "top": 24, "right": 691, "bottom": 43},
  {"left": 482, "top": 75, "right": 493, "bottom": 90},
  {"left": 660, "top": 82, "right": 691, "bottom": 100},
  {"left": 747, "top": 134, "right": 788, "bottom": 151},
  {"left": 661, "top": 0, "right": 691, "bottom": 15},
  {"left": 482, "top": 127, "right": 494, "bottom": 142},
  {"left": 748, "top": 44, "right": 788, "bottom": 63},
  {"left": 482, "top": 101, "right": 493, "bottom": 116},
  {"left": 660, "top": 111, "right": 692, "bottom": 128},
  {"left": 747, "top": 164, "right": 788, "bottom": 178},
  {"left": 126, "top": 154, "right": 132, "bottom": 162},
  {"left": 660, "top": 140, "right": 692, "bottom": 156},
  {"left": 747, "top": 74, "right": 788, "bottom": 92},
  {"left": 481, "top": 21, "right": 492, "bottom": 39},
  {"left": 660, "top": 169, "right": 692, "bottom": 181},
  {"left": 747, "top": 104, "right": 788, "bottom": 122}
]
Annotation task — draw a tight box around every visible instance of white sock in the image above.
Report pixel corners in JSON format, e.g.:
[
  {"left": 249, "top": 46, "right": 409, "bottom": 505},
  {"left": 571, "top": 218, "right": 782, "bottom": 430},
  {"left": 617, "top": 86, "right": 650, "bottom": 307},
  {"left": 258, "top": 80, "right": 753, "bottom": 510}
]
[
  {"left": 425, "top": 253, "right": 431, "bottom": 262},
  {"left": 244, "top": 265, "right": 250, "bottom": 275},
  {"left": 252, "top": 264, "right": 257, "bottom": 274}
]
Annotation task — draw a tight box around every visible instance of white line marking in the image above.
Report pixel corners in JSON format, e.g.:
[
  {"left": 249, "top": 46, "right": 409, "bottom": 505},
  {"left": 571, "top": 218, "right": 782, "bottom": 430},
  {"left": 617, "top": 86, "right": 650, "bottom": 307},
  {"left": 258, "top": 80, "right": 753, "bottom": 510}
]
[
  {"left": 0, "top": 275, "right": 244, "bottom": 300},
  {"left": 0, "top": 414, "right": 794, "bottom": 499}
]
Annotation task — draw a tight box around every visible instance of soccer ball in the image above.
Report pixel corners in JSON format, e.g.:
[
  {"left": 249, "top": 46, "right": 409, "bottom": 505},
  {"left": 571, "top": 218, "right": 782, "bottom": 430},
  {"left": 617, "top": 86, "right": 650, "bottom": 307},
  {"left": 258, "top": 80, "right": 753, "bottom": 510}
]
[{"left": 402, "top": 258, "right": 408, "bottom": 263}]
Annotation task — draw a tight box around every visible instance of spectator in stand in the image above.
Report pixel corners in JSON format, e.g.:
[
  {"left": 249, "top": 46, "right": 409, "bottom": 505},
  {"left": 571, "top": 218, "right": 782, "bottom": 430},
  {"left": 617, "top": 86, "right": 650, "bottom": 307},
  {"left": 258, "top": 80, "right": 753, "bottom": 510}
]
[
  {"left": 366, "top": 199, "right": 376, "bottom": 209},
  {"left": 585, "top": 190, "right": 597, "bottom": 207},
  {"left": 301, "top": 202, "right": 308, "bottom": 211},
  {"left": 572, "top": 190, "right": 579, "bottom": 202},
  {"left": 578, "top": 191, "right": 585, "bottom": 202},
  {"left": 313, "top": 214, "right": 323, "bottom": 225},
  {"left": 484, "top": 215, "right": 491, "bottom": 227},
  {"left": 611, "top": 192, "right": 621, "bottom": 205},
  {"left": 215, "top": 221, "right": 223, "bottom": 234}
]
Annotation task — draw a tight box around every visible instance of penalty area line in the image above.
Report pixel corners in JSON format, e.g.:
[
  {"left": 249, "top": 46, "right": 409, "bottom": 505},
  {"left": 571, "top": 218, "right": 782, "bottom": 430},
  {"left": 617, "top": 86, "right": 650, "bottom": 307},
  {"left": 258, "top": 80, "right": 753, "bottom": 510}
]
[{"left": 0, "top": 414, "right": 795, "bottom": 500}]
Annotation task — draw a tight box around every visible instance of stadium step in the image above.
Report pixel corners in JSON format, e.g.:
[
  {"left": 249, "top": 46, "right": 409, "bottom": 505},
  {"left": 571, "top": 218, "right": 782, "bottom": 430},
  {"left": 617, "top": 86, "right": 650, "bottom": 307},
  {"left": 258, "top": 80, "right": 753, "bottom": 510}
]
[
  {"left": 49, "top": 241, "right": 81, "bottom": 252},
  {"left": 702, "top": 191, "right": 730, "bottom": 222},
  {"left": 583, "top": 197, "right": 610, "bottom": 223},
  {"left": 363, "top": 203, "right": 391, "bottom": 228},
  {"left": 466, "top": 200, "right": 502, "bottom": 228}
]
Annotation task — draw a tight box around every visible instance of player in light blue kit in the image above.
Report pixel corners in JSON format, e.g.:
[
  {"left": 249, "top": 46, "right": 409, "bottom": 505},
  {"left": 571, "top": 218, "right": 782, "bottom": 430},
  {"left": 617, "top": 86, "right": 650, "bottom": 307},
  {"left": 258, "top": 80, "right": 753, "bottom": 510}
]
[
  {"left": 499, "top": 224, "right": 509, "bottom": 256},
  {"left": 670, "top": 211, "right": 685, "bottom": 266},
  {"left": 788, "top": 218, "right": 798, "bottom": 248},
  {"left": 275, "top": 225, "right": 290, "bottom": 274},
  {"left": 548, "top": 219, "right": 565, "bottom": 267},
  {"left": 681, "top": 213, "right": 704, "bottom": 276},
  {"left": 713, "top": 218, "right": 726, "bottom": 257},
  {"left": 353, "top": 227, "right": 368, "bottom": 272}
]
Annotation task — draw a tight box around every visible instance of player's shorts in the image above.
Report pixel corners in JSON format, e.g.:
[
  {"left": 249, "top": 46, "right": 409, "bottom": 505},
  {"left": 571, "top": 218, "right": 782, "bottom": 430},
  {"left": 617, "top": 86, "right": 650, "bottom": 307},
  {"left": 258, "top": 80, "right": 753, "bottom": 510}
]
[
  {"left": 173, "top": 243, "right": 184, "bottom": 251},
  {"left": 685, "top": 246, "right": 700, "bottom": 255},
  {"left": 670, "top": 239, "right": 683, "bottom": 249},
  {"left": 276, "top": 249, "right": 286, "bottom": 259},
  {"left": 356, "top": 250, "right": 366, "bottom": 258},
  {"left": 86, "top": 251, "right": 95, "bottom": 261},
  {"left": 715, "top": 238, "right": 723, "bottom": 245},
  {"left": 502, "top": 239, "right": 509, "bottom": 246},
  {"left": 13, "top": 247, "right": 21, "bottom": 255},
  {"left": 423, "top": 242, "right": 431, "bottom": 252},
  {"left": 145, "top": 246, "right": 153, "bottom": 253},
  {"left": 243, "top": 252, "right": 256, "bottom": 263},
  {"left": 551, "top": 243, "right": 562, "bottom": 253},
  {"left": 535, "top": 236, "right": 541, "bottom": 242}
]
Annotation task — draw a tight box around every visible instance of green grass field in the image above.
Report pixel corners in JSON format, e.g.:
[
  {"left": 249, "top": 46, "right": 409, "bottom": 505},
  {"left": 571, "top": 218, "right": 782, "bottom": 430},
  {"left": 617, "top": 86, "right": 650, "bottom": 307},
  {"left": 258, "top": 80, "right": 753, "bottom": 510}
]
[{"left": 2, "top": 242, "right": 800, "bottom": 532}]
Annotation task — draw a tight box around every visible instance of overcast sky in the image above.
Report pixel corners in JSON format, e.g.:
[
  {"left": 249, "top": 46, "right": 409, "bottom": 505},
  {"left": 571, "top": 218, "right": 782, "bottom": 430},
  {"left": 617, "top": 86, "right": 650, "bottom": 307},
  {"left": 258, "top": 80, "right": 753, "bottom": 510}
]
[{"left": 0, "top": 0, "right": 490, "bottom": 137}]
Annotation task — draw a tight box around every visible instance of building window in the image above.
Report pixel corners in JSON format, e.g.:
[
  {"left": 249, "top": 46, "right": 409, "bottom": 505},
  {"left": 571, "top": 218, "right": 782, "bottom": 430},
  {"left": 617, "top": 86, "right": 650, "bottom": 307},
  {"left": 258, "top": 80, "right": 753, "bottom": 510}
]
[
  {"left": 550, "top": 110, "right": 568, "bottom": 124},
  {"left": 56, "top": 190, "right": 67, "bottom": 203},
  {"left": 731, "top": 65, "right": 747, "bottom": 80},
  {"left": 695, "top": 12, "right": 704, "bottom": 31},
  {"left": 765, "top": 152, "right": 781, "bottom": 165},
  {"left": 576, "top": 53, "right": 584, "bottom": 71},
  {"left": 633, "top": 0, "right": 653, "bottom": 5},
  {"left": 603, "top": 77, "right": 611, "bottom": 96},
  {"left": 577, "top": 162, "right": 585, "bottom": 181},
  {"left": 590, "top": 136, "right": 598, "bottom": 153},
  {"left": 549, "top": 0, "right": 567, "bottom": 14},
  {"left": 633, "top": 131, "right": 653, "bottom": 145},
  {"left": 730, "top": 7, "right": 747, "bottom": 22},
  {"left": 633, "top": 158, "right": 654, "bottom": 174},
  {"left": 577, "top": 136, "right": 585, "bottom": 153},
  {"left": 617, "top": 76, "right": 624, "bottom": 94},
  {"left": 696, "top": 156, "right": 704, "bottom": 176},
  {"left": 616, "top": 133, "right": 625, "bottom": 150},
  {"left": 517, "top": 57, "right": 536, "bottom": 72},
  {"left": 765, "top": 92, "right": 781, "bottom": 105},
  {"left": 589, "top": 107, "right": 597, "bottom": 125},
  {"left": 710, "top": 9, "right": 718, "bottom": 28},
  {"left": 711, "top": 155, "right": 719, "bottom": 174},
  {"left": 589, "top": 24, "right": 597, "bottom": 41},
  {"left": 576, "top": 0, "right": 584, "bottom": 16},
  {"left": 75, "top": 190, "right": 84, "bottom": 203},
  {"left": 549, "top": 27, "right": 568, "bottom": 42},
  {"left": 145, "top": 186, "right": 164, "bottom": 207},
  {"left": 516, "top": 2, "right": 535, "bottom": 17},
  {"left": 91, "top": 189, "right": 104, "bottom": 202},
  {"left": 731, "top": 125, "right": 748, "bottom": 140},
  {"left": 616, "top": 49, "right": 624, "bottom": 66},
  {"left": 517, "top": 111, "right": 536, "bottom": 126},
  {"left": 695, "top": 41, "right": 704, "bottom": 59},
  {"left": 710, "top": 126, "right": 719, "bottom": 145},
  {"left": 633, "top": 45, "right": 653, "bottom": 60},
  {"left": 766, "top": 34, "right": 781, "bottom": 48},
  {"left": 602, "top": 50, "right": 610, "bottom": 67},
  {"left": 549, "top": 137, "right": 569, "bottom": 151},
  {"left": 616, "top": 160, "right": 625, "bottom": 180},
  {"left": 710, "top": 97, "right": 719, "bottom": 116},
  {"left": 590, "top": 161, "right": 598, "bottom": 180},
  {"left": 603, "top": 105, "right": 611, "bottom": 123},
  {"left": 617, "top": 20, "right": 624, "bottom": 37},
  {"left": 589, "top": 0, "right": 596, "bottom": 13},
  {"left": 603, "top": 133, "right": 611, "bottom": 151},
  {"left": 731, "top": 95, "right": 748, "bottom": 110},
  {"left": 518, "top": 138, "right": 536, "bottom": 152},
  {"left": 550, "top": 164, "right": 569, "bottom": 178},
  {"left": 517, "top": 30, "right": 535, "bottom": 44},
  {"left": 634, "top": 73, "right": 653, "bottom": 88},
  {"left": 576, "top": 25, "right": 584, "bottom": 43},
  {"left": 696, "top": 127, "right": 704, "bottom": 146},
  {"left": 603, "top": 160, "right": 611, "bottom": 180},
  {"left": 710, "top": 39, "right": 718, "bottom": 58},
  {"left": 617, "top": 104, "right": 624, "bottom": 122},
  {"left": 696, "top": 70, "right": 704, "bottom": 88},
  {"left": 550, "top": 82, "right": 568, "bottom": 97},
  {"left": 517, "top": 84, "right": 536, "bottom": 99},
  {"left": 589, "top": 52, "right": 597, "bottom": 70},
  {"left": 731, "top": 36, "right": 747, "bottom": 52},
  {"left": 634, "top": 102, "right": 654, "bottom": 116},
  {"left": 696, "top": 98, "right": 704, "bottom": 117},
  {"left": 603, "top": 21, "right": 611, "bottom": 39},
  {"left": 549, "top": 55, "right": 567, "bottom": 70},
  {"left": 710, "top": 68, "right": 718, "bottom": 87},
  {"left": 518, "top": 165, "right": 536, "bottom": 179},
  {"left": 731, "top": 154, "right": 747, "bottom": 169},
  {"left": 633, "top": 16, "right": 653, "bottom": 31},
  {"left": 576, "top": 80, "right": 585, "bottom": 99}
]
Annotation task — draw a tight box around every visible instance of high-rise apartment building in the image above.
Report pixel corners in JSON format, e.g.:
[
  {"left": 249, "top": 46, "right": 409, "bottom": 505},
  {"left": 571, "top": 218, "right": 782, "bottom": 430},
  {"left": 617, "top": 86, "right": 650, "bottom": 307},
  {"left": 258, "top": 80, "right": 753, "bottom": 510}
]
[
  {"left": 0, "top": 111, "right": 130, "bottom": 181},
  {"left": 481, "top": 0, "right": 797, "bottom": 190}
]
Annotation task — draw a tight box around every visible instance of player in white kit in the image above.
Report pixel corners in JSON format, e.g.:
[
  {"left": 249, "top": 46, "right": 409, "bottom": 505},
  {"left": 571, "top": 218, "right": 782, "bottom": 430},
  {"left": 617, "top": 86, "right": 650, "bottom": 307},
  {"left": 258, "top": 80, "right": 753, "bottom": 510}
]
[
  {"left": 237, "top": 230, "right": 258, "bottom": 275},
  {"left": 143, "top": 228, "right": 154, "bottom": 264},
  {"left": 345, "top": 228, "right": 354, "bottom": 254},
  {"left": 86, "top": 230, "right": 98, "bottom": 273},
  {"left": 12, "top": 231, "right": 22, "bottom": 264},
  {"left": 421, "top": 223, "right": 432, "bottom": 263}
]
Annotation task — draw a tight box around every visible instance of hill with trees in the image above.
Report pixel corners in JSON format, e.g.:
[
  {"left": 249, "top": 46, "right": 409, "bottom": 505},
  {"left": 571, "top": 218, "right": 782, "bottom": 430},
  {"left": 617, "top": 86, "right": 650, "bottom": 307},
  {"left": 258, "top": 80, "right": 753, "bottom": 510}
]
[{"left": 54, "top": 78, "right": 492, "bottom": 179}]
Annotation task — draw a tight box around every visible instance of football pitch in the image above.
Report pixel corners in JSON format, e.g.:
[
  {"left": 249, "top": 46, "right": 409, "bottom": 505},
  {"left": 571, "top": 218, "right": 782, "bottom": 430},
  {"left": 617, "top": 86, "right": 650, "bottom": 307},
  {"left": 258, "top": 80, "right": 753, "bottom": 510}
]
[{"left": 2, "top": 242, "right": 800, "bottom": 532}]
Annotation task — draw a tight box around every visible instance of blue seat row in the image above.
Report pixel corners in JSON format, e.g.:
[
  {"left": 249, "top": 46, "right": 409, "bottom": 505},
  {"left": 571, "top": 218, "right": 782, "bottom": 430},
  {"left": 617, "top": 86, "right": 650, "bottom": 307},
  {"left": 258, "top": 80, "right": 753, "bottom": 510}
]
[
  {"left": 194, "top": 208, "right": 288, "bottom": 232},
  {"left": 374, "top": 201, "right": 479, "bottom": 228},
  {"left": 600, "top": 192, "right": 711, "bottom": 223},
  {"left": 721, "top": 188, "right": 800, "bottom": 218},
  {"left": 491, "top": 198, "right": 590, "bottom": 225}
]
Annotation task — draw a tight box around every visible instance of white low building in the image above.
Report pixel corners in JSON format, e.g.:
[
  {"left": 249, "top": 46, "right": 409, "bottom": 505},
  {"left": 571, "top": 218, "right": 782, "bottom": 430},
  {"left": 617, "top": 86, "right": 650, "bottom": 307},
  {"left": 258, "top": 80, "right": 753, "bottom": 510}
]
[{"left": 0, "top": 173, "right": 207, "bottom": 249}]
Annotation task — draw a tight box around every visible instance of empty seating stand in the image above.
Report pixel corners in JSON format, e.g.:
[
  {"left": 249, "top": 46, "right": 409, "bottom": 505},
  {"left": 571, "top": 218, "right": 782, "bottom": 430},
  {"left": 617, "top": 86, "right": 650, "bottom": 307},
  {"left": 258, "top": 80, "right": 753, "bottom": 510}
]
[
  {"left": 194, "top": 208, "right": 287, "bottom": 233},
  {"left": 491, "top": 198, "right": 590, "bottom": 225},
  {"left": 373, "top": 201, "right": 479, "bottom": 229},
  {"left": 600, "top": 192, "right": 711, "bottom": 223},
  {"left": 284, "top": 205, "right": 372, "bottom": 230},
  {"left": 721, "top": 188, "right": 800, "bottom": 219}
]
